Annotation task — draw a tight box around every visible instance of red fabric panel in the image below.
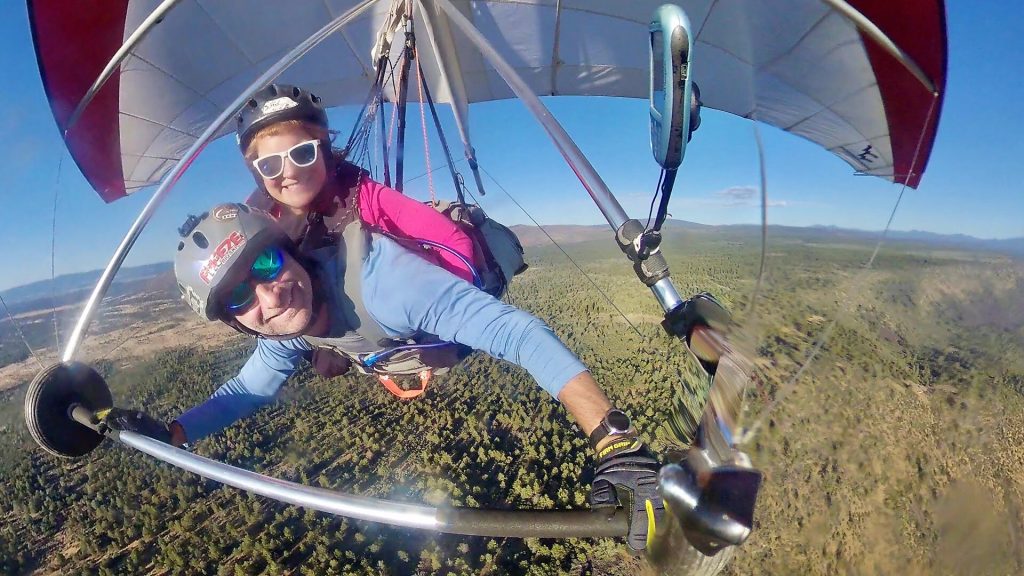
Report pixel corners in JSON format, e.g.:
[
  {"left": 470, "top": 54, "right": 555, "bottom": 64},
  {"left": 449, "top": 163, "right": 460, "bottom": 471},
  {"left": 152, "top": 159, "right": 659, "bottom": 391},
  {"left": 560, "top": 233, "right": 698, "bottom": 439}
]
[
  {"left": 28, "top": 0, "right": 128, "bottom": 202},
  {"left": 850, "top": 0, "right": 947, "bottom": 188}
]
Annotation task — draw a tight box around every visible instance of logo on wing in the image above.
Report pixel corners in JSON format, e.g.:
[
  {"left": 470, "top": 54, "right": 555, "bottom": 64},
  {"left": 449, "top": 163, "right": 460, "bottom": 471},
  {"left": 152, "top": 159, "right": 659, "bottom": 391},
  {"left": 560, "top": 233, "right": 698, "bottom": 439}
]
[{"left": 857, "top": 145, "right": 879, "bottom": 163}]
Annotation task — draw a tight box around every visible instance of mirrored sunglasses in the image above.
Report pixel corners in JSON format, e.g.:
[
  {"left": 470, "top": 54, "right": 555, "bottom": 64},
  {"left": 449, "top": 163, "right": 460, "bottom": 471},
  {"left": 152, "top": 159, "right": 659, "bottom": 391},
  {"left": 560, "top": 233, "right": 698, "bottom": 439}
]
[{"left": 221, "top": 246, "right": 285, "bottom": 314}]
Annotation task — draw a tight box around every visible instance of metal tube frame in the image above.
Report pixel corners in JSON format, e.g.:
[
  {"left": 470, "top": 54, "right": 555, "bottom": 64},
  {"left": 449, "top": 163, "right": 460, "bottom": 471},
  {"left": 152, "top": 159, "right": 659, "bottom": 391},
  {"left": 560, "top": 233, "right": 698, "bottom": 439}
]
[
  {"left": 119, "top": 431, "right": 627, "bottom": 537},
  {"left": 431, "top": 0, "right": 685, "bottom": 313},
  {"left": 432, "top": 0, "right": 627, "bottom": 228},
  {"left": 415, "top": 0, "right": 488, "bottom": 196},
  {"left": 61, "top": 0, "right": 383, "bottom": 362},
  {"left": 64, "top": 0, "right": 186, "bottom": 134},
  {"left": 820, "top": 0, "right": 937, "bottom": 94}
]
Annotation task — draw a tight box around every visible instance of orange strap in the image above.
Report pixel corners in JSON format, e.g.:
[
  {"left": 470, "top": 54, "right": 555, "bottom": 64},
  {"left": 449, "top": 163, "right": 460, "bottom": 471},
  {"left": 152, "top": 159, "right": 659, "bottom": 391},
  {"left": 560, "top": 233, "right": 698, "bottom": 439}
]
[{"left": 377, "top": 370, "right": 431, "bottom": 399}]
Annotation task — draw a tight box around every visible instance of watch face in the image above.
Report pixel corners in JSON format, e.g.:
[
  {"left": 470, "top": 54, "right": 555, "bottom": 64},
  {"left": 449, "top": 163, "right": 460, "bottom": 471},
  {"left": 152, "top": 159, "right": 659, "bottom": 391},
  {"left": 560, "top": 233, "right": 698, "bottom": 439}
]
[{"left": 606, "top": 409, "right": 631, "bottom": 433}]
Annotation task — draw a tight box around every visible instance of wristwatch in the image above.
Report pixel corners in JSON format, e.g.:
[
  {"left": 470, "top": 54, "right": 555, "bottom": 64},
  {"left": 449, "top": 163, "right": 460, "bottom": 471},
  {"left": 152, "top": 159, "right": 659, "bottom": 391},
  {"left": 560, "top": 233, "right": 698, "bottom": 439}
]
[{"left": 589, "top": 408, "right": 634, "bottom": 450}]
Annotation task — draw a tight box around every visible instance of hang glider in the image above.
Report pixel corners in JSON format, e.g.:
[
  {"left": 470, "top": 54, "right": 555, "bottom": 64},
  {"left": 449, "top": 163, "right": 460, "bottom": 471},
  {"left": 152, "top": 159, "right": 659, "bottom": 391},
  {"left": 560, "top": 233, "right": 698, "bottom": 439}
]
[
  {"left": 30, "top": 0, "right": 946, "bottom": 202},
  {"left": 23, "top": 2, "right": 948, "bottom": 574}
]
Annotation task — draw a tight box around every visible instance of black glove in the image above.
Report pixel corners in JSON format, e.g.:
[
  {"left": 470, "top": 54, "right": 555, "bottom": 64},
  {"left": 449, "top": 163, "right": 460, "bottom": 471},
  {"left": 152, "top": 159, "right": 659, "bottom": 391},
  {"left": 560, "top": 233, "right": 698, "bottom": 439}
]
[
  {"left": 590, "top": 437, "right": 665, "bottom": 552},
  {"left": 102, "top": 408, "right": 172, "bottom": 444}
]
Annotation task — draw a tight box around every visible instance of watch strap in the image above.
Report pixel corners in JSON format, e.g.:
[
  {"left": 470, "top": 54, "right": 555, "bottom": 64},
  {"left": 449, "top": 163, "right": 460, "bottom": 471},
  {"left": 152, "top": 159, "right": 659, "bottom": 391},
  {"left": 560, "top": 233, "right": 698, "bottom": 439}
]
[
  {"left": 589, "top": 409, "right": 634, "bottom": 451},
  {"left": 589, "top": 424, "right": 611, "bottom": 451},
  {"left": 595, "top": 435, "right": 642, "bottom": 460}
]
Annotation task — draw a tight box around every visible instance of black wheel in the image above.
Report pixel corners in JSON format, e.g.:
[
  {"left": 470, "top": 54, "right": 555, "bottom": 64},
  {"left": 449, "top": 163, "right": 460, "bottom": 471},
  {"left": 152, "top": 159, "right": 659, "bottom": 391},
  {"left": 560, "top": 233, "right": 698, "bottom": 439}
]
[{"left": 24, "top": 362, "right": 112, "bottom": 458}]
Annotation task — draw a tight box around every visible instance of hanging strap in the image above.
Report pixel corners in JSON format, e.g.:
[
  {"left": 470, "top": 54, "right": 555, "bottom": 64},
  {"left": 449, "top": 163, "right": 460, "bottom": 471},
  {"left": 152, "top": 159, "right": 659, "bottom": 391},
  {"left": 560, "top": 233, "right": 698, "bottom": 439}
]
[
  {"left": 345, "top": 55, "right": 390, "bottom": 160},
  {"left": 416, "top": 56, "right": 466, "bottom": 205},
  {"left": 652, "top": 168, "right": 678, "bottom": 233},
  {"left": 342, "top": 49, "right": 394, "bottom": 185},
  {"left": 393, "top": 3, "right": 415, "bottom": 192},
  {"left": 380, "top": 93, "right": 391, "bottom": 187},
  {"left": 338, "top": 223, "right": 392, "bottom": 346}
]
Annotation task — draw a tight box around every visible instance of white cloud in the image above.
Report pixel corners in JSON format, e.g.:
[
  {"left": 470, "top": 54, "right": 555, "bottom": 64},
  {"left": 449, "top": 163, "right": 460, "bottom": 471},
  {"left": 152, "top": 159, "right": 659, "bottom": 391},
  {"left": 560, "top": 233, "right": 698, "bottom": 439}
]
[
  {"left": 714, "top": 186, "right": 757, "bottom": 204},
  {"left": 706, "top": 185, "right": 789, "bottom": 208}
]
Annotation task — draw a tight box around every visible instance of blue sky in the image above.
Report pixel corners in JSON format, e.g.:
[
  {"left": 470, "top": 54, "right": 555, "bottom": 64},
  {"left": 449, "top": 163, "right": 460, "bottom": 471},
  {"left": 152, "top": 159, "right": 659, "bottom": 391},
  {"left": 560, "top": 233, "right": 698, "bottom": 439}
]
[{"left": 0, "top": 1, "right": 1021, "bottom": 292}]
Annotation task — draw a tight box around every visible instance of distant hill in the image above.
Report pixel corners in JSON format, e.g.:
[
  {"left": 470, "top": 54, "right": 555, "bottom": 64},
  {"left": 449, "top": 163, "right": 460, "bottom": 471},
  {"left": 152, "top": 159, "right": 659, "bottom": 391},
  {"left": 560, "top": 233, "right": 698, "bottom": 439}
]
[
  {"left": 510, "top": 219, "right": 713, "bottom": 248},
  {"left": 513, "top": 220, "right": 1024, "bottom": 256},
  {"left": 3, "top": 223, "right": 1020, "bottom": 307},
  {"left": 884, "top": 229, "right": 1024, "bottom": 256},
  {"left": 715, "top": 223, "right": 1024, "bottom": 256},
  {"left": 509, "top": 224, "right": 609, "bottom": 247},
  {"left": 0, "top": 262, "right": 174, "bottom": 312}
]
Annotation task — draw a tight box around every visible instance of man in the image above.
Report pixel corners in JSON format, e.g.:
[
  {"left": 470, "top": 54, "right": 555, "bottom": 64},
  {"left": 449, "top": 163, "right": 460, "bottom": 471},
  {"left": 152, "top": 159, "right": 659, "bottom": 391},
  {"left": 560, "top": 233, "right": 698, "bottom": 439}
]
[{"left": 109, "top": 202, "right": 663, "bottom": 551}]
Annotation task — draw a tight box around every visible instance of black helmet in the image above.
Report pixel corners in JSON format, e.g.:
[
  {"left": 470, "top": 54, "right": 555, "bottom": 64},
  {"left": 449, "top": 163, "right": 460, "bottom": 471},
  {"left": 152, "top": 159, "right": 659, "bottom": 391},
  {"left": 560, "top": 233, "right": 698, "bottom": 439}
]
[
  {"left": 174, "top": 203, "right": 289, "bottom": 321},
  {"left": 236, "top": 84, "right": 328, "bottom": 152}
]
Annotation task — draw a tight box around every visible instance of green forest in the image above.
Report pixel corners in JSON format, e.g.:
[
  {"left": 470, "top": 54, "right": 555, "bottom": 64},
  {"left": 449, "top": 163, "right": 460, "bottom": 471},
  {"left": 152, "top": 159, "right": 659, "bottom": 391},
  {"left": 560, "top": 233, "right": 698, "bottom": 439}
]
[{"left": 1, "top": 228, "right": 1022, "bottom": 575}]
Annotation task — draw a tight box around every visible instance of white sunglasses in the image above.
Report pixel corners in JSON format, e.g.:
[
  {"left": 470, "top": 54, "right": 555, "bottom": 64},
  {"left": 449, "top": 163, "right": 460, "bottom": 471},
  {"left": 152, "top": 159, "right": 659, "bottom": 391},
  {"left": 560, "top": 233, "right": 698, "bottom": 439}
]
[{"left": 251, "top": 139, "right": 320, "bottom": 179}]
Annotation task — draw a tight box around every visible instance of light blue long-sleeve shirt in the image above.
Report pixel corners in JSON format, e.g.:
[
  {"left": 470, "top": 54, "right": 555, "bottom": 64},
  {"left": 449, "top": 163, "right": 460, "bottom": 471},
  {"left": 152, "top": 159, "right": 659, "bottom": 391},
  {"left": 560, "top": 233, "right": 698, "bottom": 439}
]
[{"left": 176, "top": 236, "right": 586, "bottom": 442}]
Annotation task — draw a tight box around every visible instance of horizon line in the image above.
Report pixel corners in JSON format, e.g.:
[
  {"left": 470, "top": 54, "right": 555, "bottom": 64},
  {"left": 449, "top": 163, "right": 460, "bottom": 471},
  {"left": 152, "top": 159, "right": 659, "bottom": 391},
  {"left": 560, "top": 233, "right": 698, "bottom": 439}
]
[{"left": 1, "top": 221, "right": 1020, "bottom": 295}]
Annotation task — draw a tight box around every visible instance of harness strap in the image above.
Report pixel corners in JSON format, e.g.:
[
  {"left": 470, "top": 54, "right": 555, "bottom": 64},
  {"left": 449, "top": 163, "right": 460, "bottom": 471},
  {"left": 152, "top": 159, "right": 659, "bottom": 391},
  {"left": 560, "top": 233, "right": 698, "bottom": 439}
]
[
  {"left": 345, "top": 55, "right": 390, "bottom": 165},
  {"left": 416, "top": 55, "right": 466, "bottom": 204},
  {"left": 378, "top": 370, "right": 431, "bottom": 399},
  {"left": 340, "top": 223, "right": 391, "bottom": 346},
  {"left": 380, "top": 92, "right": 391, "bottom": 187},
  {"left": 394, "top": 3, "right": 415, "bottom": 192}
]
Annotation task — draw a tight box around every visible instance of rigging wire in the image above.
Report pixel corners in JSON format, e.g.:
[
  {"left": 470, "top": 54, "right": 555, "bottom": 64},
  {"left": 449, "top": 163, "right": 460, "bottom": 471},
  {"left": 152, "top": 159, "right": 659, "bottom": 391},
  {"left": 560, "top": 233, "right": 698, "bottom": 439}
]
[
  {"left": 412, "top": 48, "right": 467, "bottom": 205},
  {"left": 413, "top": 55, "right": 436, "bottom": 203},
  {"left": 50, "top": 153, "right": 65, "bottom": 357},
  {"left": 379, "top": 99, "right": 389, "bottom": 185},
  {"left": 370, "top": 104, "right": 381, "bottom": 182},
  {"left": 404, "top": 157, "right": 466, "bottom": 186},
  {"left": 348, "top": 57, "right": 391, "bottom": 177},
  {"left": 381, "top": 53, "right": 404, "bottom": 184},
  {"left": 0, "top": 149, "right": 68, "bottom": 372},
  {"left": 347, "top": 53, "right": 401, "bottom": 181},
  {"left": 746, "top": 119, "right": 769, "bottom": 316},
  {"left": 373, "top": 54, "right": 403, "bottom": 185},
  {"left": 723, "top": 116, "right": 769, "bottom": 447},
  {"left": 477, "top": 165, "right": 643, "bottom": 339},
  {"left": 650, "top": 169, "right": 679, "bottom": 234},
  {"left": 738, "top": 94, "right": 940, "bottom": 445},
  {"left": 0, "top": 294, "right": 45, "bottom": 371},
  {"left": 386, "top": 64, "right": 402, "bottom": 159},
  {"left": 98, "top": 316, "right": 160, "bottom": 361},
  {"left": 343, "top": 60, "right": 387, "bottom": 160}
]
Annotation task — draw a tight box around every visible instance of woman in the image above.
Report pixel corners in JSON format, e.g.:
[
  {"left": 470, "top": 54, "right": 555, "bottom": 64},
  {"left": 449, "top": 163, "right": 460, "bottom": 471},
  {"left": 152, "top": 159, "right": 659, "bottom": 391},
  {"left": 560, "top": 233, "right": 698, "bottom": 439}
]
[
  {"left": 236, "top": 83, "right": 477, "bottom": 282},
  {"left": 200, "top": 85, "right": 480, "bottom": 393}
]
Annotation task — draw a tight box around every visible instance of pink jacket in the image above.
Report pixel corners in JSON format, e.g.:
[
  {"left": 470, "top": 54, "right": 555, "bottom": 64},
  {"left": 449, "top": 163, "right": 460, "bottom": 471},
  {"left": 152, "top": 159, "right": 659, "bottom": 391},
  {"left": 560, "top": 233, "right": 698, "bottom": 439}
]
[
  {"left": 356, "top": 176, "right": 476, "bottom": 283},
  {"left": 249, "top": 170, "right": 477, "bottom": 283}
]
